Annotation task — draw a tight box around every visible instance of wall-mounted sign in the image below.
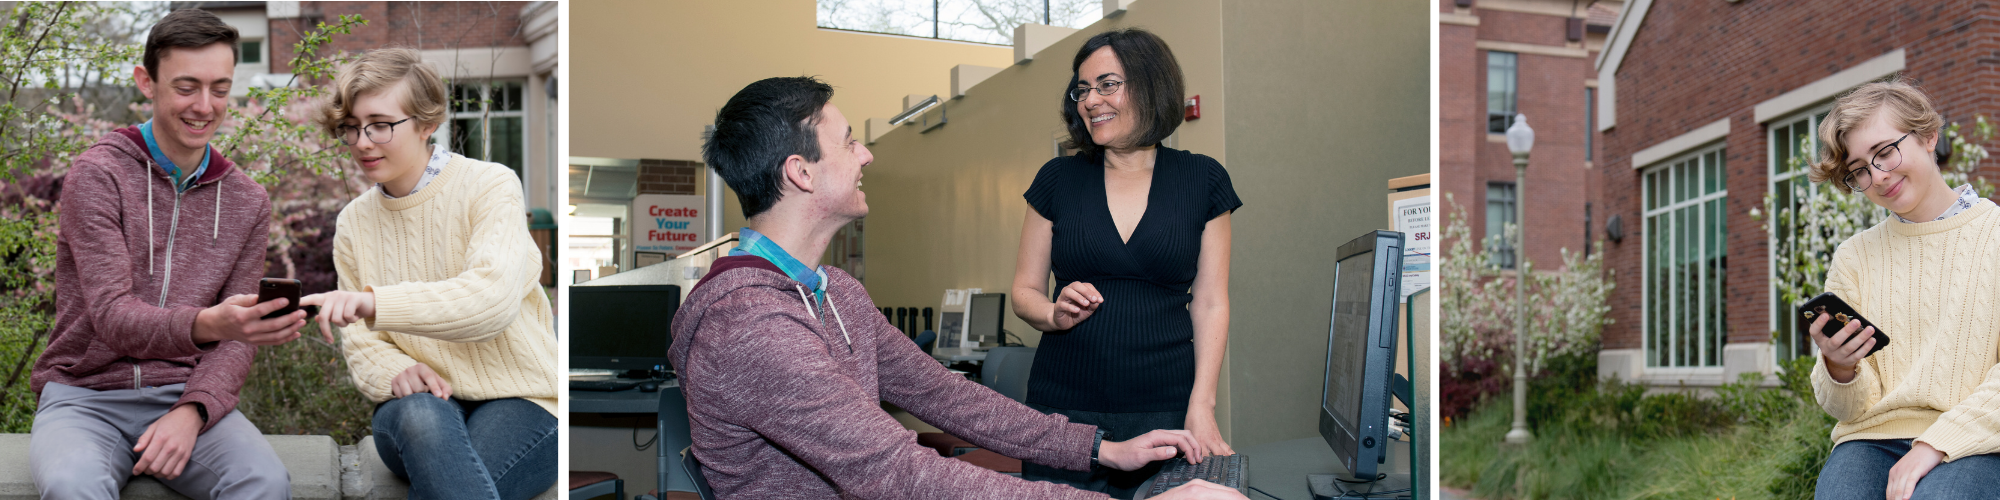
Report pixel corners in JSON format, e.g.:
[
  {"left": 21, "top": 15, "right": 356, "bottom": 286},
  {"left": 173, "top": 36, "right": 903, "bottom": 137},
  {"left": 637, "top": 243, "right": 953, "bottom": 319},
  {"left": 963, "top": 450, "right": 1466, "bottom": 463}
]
[{"left": 630, "top": 194, "right": 708, "bottom": 257}]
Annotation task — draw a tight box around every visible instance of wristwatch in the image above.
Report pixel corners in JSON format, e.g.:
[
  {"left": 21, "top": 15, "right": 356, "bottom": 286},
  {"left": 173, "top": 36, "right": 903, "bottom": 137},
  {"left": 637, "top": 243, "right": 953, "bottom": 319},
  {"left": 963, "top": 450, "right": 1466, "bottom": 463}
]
[{"left": 1090, "top": 429, "right": 1107, "bottom": 466}]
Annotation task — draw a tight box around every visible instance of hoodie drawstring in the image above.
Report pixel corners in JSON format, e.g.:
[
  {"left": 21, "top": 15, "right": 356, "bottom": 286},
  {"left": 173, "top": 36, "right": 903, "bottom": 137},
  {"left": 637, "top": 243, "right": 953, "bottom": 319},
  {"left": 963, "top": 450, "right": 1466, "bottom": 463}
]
[
  {"left": 146, "top": 158, "right": 155, "bottom": 276},
  {"left": 213, "top": 178, "right": 221, "bottom": 241},
  {"left": 796, "top": 285, "right": 851, "bottom": 349}
]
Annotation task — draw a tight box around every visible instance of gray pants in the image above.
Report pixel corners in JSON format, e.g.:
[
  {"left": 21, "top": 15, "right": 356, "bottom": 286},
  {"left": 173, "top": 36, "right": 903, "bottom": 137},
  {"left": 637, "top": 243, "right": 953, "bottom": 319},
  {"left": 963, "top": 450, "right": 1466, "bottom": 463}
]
[{"left": 31, "top": 382, "right": 290, "bottom": 499}]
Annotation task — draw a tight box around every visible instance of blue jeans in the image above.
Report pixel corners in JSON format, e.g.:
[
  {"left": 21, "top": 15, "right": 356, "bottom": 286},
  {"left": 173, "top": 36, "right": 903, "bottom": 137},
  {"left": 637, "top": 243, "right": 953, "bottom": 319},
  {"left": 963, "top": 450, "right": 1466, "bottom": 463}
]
[
  {"left": 373, "top": 396, "right": 557, "bottom": 500},
  {"left": 1021, "top": 402, "right": 1187, "bottom": 499},
  {"left": 1817, "top": 439, "right": 2000, "bottom": 499}
]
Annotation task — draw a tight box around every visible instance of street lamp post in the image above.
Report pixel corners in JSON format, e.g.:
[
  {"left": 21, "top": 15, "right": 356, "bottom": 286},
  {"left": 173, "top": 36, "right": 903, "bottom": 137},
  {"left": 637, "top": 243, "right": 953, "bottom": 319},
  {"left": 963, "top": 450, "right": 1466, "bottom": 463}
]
[{"left": 1504, "top": 115, "right": 1535, "bottom": 445}]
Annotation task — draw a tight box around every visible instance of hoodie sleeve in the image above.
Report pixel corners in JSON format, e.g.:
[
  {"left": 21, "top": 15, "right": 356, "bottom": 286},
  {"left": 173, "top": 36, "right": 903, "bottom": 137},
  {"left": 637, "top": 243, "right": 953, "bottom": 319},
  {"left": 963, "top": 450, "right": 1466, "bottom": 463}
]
[
  {"left": 59, "top": 158, "right": 210, "bottom": 361},
  {"left": 333, "top": 215, "right": 421, "bottom": 403},
  {"left": 174, "top": 182, "right": 271, "bottom": 432},
  {"left": 863, "top": 302, "right": 1097, "bottom": 471},
  {"left": 365, "top": 163, "right": 540, "bottom": 342},
  {"left": 685, "top": 289, "right": 1107, "bottom": 500}
]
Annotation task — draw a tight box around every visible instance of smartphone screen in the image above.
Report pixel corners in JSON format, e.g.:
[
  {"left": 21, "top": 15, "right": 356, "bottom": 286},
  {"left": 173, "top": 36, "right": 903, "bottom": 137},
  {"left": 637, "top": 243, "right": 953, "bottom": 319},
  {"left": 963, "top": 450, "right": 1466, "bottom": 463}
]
[{"left": 258, "top": 278, "right": 302, "bottom": 320}]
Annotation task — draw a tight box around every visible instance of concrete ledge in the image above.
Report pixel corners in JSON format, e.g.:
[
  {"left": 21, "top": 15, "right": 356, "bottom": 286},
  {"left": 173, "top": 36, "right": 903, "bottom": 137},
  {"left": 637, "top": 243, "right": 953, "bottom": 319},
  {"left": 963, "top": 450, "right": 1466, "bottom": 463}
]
[
  {"left": 0, "top": 434, "right": 555, "bottom": 500},
  {"left": 0, "top": 434, "right": 338, "bottom": 500}
]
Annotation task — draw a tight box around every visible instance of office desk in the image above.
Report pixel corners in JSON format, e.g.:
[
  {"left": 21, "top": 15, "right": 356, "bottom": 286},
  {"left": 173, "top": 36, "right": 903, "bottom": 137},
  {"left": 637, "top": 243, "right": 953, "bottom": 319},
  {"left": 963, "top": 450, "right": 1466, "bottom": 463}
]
[
  {"left": 930, "top": 346, "right": 988, "bottom": 363},
  {"left": 1135, "top": 437, "right": 1413, "bottom": 500},
  {"left": 569, "top": 379, "right": 680, "bottom": 414}
]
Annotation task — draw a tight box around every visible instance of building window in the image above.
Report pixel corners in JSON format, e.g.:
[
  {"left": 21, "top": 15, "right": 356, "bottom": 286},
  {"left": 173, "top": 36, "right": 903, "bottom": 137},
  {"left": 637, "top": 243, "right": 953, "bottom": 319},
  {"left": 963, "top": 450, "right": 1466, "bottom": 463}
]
[
  {"left": 1586, "top": 87, "right": 1596, "bottom": 161},
  {"left": 1488, "top": 51, "right": 1518, "bottom": 134},
  {"left": 449, "top": 81, "right": 526, "bottom": 181},
  {"left": 1486, "top": 182, "right": 1516, "bottom": 269},
  {"left": 1643, "top": 146, "right": 1728, "bottom": 368},
  {"left": 816, "top": 0, "right": 1103, "bottom": 45},
  {"left": 239, "top": 40, "right": 261, "bottom": 64},
  {"left": 1769, "top": 109, "right": 1829, "bottom": 364}
]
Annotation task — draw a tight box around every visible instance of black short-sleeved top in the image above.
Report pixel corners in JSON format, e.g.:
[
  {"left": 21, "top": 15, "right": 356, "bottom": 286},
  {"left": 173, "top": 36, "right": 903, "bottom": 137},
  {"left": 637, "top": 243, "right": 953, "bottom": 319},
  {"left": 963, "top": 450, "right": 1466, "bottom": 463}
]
[{"left": 1021, "top": 147, "right": 1242, "bottom": 412}]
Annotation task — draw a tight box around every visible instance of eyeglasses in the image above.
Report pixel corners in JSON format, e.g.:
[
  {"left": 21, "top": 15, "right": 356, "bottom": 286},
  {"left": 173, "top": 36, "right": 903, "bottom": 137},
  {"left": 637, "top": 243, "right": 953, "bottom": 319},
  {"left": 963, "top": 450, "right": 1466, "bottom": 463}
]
[
  {"left": 335, "top": 117, "right": 414, "bottom": 146},
  {"left": 1841, "top": 131, "right": 1911, "bottom": 192},
  {"left": 1068, "top": 80, "right": 1125, "bottom": 102}
]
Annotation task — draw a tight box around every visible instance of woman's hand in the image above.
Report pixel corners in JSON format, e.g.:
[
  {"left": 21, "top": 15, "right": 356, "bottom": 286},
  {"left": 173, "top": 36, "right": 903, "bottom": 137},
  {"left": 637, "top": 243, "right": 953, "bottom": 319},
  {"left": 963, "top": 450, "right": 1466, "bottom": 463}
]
[
  {"left": 1151, "top": 479, "right": 1250, "bottom": 500},
  {"left": 1887, "top": 441, "right": 1943, "bottom": 500},
  {"left": 300, "top": 290, "right": 376, "bottom": 343},
  {"left": 1808, "top": 313, "right": 1876, "bottom": 383},
  {"left": 391, "top": 362, "right": 452, "bottom": 400},
  {"left": 1048, "top": 281, "right": 1103, "bottom": 331},
  {"left": 1185, "top": 411, "right": 1235, "bottom": 457}
]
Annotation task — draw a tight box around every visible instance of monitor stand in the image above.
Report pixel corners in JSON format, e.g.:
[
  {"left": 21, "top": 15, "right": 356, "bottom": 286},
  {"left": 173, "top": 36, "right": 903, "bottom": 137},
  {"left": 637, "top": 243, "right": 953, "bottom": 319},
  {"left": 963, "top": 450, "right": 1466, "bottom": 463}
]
[{"left": 1307, "top": 444, "right": 1411, "bottom": 500}]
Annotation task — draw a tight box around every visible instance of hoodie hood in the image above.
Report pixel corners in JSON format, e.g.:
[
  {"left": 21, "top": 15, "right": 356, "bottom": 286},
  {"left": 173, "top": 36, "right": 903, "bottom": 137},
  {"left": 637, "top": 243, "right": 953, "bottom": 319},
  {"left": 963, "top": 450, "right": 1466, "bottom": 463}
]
[
  {"left": 110, "top": 126, "right": 239, "bottom": 185},
  {"left": 669, "top": 255, "right": 859, "bottom": 371}
]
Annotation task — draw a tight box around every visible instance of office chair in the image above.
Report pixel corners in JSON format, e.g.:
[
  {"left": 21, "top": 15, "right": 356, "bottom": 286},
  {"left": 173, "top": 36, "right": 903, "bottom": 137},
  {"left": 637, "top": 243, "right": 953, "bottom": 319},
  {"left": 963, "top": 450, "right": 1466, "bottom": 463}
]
[
  {"left": 635, "top": 386, "right": 714, "bottom": 500},
  {"left": 981, "top": 347, "right": 1035, "bottom": 403}
]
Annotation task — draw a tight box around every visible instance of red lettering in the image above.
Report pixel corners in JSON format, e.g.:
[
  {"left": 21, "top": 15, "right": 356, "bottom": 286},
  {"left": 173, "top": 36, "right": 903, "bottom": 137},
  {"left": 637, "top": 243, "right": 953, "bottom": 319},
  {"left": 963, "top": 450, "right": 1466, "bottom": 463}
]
[
  {"left": 647, "top": 230, "right": 702, "bottom": 242},
  {"left": 648, "top": 206, "right": 699, "bottom": 218}
]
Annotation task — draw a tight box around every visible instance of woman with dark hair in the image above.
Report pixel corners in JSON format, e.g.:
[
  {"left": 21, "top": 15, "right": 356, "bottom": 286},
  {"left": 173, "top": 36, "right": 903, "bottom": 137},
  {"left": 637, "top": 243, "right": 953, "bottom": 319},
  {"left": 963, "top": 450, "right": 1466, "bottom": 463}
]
[{"left": 1011, "top": 28, "right": 1239, "bottom": 495}]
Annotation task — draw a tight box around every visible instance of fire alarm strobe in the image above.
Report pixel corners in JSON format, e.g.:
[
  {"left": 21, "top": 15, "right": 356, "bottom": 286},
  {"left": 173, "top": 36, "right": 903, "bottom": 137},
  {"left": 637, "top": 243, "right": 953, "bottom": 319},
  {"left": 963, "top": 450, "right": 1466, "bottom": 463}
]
[{"left": 1185, "top": 95, "right": 1201, "bottom": 120}]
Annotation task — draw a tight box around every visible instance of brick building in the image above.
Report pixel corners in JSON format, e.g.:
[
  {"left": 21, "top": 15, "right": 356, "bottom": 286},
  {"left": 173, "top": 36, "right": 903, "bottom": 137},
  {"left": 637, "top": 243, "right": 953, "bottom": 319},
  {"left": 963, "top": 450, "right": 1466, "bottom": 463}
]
[
  {"left": 1593, "top": 0, "right": 2000, "bottom": 385},
  {"left": 187, "top": 1, "right": 562, "bottom": 217},
  {"left": 1439, "top": 0, "right": 1619, "bottom": 276}
]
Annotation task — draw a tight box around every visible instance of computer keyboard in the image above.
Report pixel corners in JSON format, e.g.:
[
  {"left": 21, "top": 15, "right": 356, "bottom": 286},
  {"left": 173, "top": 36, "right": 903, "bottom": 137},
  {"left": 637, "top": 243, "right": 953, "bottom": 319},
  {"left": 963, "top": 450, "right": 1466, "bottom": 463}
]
[
  {"left": 568, "top": 379, "right": 643, "bottom": 391},
  {"left": 1138, "top": 454, "right": 1248, "bottom": 499}
]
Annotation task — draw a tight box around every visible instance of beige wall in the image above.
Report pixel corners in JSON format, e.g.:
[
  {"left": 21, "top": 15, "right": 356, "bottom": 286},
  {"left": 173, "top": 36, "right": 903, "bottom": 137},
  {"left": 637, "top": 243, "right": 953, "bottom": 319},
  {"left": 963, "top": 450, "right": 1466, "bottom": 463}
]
[
  {"left": 569, "top": 0, "right": 1014, "bottom": 164},
  {"left": 1219, "top": 0, "right": 1430, "bottom": 448}
]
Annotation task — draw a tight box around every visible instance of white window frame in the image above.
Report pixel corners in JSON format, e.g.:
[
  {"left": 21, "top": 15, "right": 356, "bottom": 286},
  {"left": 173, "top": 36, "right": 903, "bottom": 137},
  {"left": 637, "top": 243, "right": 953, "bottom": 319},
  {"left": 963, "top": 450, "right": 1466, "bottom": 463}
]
[
  {"left": 441, "top": 79, "right": 530, "bottom": 184},
  {"left": 1767, "top": 106, "right": 1831, "bottom": 367},
  {"left": 1642, "top": 143, "right": 1729, "bottom": 372}
]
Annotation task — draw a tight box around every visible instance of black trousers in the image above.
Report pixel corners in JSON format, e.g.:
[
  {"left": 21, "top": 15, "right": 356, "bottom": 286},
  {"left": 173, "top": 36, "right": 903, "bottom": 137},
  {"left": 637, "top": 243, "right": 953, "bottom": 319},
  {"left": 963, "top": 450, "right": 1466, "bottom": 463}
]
[{"left": 1022, "top": 402, "right": 1188, "bottom": 499}]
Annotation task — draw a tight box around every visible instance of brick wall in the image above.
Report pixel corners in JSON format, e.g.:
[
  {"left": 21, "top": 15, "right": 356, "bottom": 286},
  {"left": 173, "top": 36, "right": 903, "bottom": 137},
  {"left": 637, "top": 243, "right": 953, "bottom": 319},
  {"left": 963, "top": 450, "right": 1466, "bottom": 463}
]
[
  {"left": 268, "top": 1, "right": 527, "bottom": 74},
  {"left": 1438, "top": 2, "right": 1607, "bottom": 272},
  {"left": 1597, "top": 1, "right": 2000, "bottom": 351},
  {"left": 638, "top": 159, "right": 700, "bottom": 195}
]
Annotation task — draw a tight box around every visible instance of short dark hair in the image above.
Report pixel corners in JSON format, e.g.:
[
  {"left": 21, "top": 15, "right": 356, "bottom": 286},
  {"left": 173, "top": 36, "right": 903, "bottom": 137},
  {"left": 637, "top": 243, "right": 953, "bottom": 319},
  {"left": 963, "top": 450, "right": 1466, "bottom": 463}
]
[
  {"left": 1061, "top": 28, "right": 1185, "bottom": 162},
  {"left": 703, "top": 76, "right": 835, "bottom": 219},
  {"left": 144, "top": 9, "right": 240, "bottom": 78}
]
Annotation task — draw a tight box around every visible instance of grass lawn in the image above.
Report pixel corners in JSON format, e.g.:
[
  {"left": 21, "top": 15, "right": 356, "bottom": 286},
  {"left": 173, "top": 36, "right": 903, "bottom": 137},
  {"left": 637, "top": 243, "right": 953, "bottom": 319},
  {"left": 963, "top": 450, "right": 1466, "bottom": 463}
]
[{"left": 1441, "top": 389, "right": 1835, "bottom": 500}]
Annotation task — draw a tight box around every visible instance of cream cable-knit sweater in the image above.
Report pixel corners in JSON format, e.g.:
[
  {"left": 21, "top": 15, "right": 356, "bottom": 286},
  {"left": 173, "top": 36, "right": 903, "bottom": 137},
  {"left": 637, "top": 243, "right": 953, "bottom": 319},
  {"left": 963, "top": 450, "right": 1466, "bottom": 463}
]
[
  {"left": 1813, "top": 202, "right": 2000, "bottom": 461},
  {"left": 335, "top": 153, "right": 557, "bottom": 416}
]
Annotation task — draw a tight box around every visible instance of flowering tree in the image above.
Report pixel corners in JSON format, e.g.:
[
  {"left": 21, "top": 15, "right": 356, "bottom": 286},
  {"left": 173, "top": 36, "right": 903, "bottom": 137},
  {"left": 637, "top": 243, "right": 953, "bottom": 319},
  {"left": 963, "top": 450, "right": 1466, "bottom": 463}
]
[{"left": 1439, "top": 193, "right": 1615, "bottom": 417}]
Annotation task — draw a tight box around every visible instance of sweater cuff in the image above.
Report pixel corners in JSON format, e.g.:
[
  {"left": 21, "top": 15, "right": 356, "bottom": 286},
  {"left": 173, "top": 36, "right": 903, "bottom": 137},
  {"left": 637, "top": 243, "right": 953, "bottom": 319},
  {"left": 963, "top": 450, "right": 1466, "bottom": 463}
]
[
  {"left": 1055, "top": 422, "right": 1099, "bottom": 472},
  {"left": 1918, "top": 422, "right": 1990, "bottom": 463},
  {"left": 1812, "top": 357, "right": 1878, "bottom": 420},
  {"left": 169, "top": 305, "right": 213, "bottom": 357},
  {"left": 365, "top": 284, "right": 419, "bottom": 333}
]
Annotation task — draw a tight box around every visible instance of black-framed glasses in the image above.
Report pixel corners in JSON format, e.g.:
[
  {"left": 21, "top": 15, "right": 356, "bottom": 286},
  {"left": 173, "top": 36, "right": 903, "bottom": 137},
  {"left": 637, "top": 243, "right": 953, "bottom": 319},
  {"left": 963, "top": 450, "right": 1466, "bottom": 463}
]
[
  {"left": 1842, "top": 131, "right": 1911, "bottom": 192},
  {"left": 1068, "top": 80, "right": 1125, "bottom": 102},
  {"left": 336, "top": 117, "right": 414, "bottom": 146}
]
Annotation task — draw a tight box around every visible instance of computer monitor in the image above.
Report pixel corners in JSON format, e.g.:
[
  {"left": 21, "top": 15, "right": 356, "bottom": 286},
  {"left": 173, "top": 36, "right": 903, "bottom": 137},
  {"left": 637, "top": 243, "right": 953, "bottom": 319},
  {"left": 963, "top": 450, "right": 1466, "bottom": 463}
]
[
  {"left": 570, "top": 284, "right": 680, "bottom": 375},
  {"left": 1320, "top": 230, "right": 1404, "bottom": 479},
  {"left": 967, "top": 293, "right": 1006, "bottom": 346}
]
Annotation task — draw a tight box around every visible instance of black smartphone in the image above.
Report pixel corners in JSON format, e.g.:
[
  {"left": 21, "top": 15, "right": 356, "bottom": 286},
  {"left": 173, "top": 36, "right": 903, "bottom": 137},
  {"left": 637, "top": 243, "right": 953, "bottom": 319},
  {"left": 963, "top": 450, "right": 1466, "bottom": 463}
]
[
  {"left": 1797, "top": 292, "right": 1890, "bottom": 358},
  {"left": 257, "top": 278, "right": 318, "bottom": 320}
]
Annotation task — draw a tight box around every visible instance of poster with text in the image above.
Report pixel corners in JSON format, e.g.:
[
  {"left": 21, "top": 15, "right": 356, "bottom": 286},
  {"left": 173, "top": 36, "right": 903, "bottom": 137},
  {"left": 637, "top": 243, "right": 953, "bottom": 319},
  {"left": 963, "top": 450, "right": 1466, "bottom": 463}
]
[
  {"left": 1394, "top": 196, "right": 1431, "bottom": 301},
  {"left": 630, "top": 194, "right": 709, "bottom": 257}
]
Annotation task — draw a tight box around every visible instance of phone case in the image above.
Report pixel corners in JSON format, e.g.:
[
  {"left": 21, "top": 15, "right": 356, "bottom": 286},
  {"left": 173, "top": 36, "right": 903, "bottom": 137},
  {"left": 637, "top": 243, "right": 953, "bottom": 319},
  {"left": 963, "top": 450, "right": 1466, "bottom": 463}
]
[
  {"left": 258, "top": 278, "right": 306, "bottom": 320},
  {"left": 1797, "top": 292, "right": 1890, "bottom": 358}
]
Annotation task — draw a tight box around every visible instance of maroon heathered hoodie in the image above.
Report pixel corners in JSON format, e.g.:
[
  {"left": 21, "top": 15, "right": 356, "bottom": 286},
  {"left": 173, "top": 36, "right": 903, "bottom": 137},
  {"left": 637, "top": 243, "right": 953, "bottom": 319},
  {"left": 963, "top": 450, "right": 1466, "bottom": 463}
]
[
  {"left": 32, "top": 127, "right": 273, "bottom": 433},
  {"left": 668, "top": 256, "right": 1109, "bottom": 499}
]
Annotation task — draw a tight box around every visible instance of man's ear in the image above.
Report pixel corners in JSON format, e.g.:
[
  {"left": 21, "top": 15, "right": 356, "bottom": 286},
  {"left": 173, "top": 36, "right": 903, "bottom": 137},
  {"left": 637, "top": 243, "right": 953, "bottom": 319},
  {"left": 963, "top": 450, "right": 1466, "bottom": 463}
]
[
  {"left": 134, "top": 65, "right": 156, "bottom": 100},
  {"left": 781, "top": 154, "right": 816, "bottom": 194}
]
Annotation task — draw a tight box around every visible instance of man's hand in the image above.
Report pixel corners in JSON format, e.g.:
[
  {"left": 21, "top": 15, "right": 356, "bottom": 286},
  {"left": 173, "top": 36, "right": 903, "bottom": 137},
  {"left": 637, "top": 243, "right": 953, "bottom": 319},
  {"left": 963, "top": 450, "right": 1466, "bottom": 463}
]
[
  {"left": 1151, "top": 479, "right": 1250, "bottom": 500},
  {"left": 391, "top": 363, "right": 452, "bottom": 400},
  {"left": 1185, "top": 411, "right": 1235, "bottom": 457},
  {"left": 299, "top": 290, "right": 375, "bottom": 344},
  {"left": 1098, "top": 429, "right": 1203, "bottom": 471},
  {"left": 132, "top": 404, "right": 203, "bottom": 480},
  {"left": 1887, "top": 441, "right": 1944, "bottom": 500},
  {"left": 193, "top": 294, "right": 307, "bottom": 346},
  {"left": 1809, "top": 313, "right": 1876, "bottom": 383},
  {"left": 1049, "top": 281, "right": 1103, "bottom": 331}
]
